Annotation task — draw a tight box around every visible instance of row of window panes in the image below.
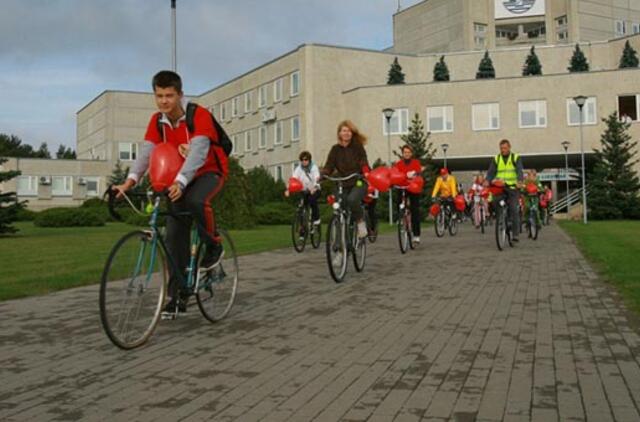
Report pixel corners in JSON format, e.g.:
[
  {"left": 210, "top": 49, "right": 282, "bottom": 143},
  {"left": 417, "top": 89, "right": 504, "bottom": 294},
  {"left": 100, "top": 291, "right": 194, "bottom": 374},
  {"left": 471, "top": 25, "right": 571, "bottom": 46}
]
[
  {"left": 119, "top": 142, "right": 138, "bottom": 161},
  {"left": 382, "top": 97, "right": 603, "bottom": 135},
  {"left": 16, "top": 175, "right": 100, "bottom": 197},
  {"left": 230, "top": 116, "right": 300, "bottom": 154},
  {"left": 219, "top": 71, "right": 300, "bottom": 121},
  {"left": 616, "top": 20, "right": 640, "bottom": 36}
]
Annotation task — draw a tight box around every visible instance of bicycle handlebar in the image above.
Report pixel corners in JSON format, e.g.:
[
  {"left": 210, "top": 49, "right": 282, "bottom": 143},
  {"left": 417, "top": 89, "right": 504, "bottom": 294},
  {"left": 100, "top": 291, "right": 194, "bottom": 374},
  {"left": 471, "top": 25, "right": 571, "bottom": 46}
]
[{"left": 323, "top": 173, "right": 362, "bottom": 183}]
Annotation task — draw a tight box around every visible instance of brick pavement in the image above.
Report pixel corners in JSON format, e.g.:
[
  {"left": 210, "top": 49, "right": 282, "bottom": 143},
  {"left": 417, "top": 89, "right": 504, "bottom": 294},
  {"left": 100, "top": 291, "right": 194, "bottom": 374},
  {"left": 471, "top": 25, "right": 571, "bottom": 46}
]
[{"left": 1, "top": 224, "right": 640, "bottom": 421}]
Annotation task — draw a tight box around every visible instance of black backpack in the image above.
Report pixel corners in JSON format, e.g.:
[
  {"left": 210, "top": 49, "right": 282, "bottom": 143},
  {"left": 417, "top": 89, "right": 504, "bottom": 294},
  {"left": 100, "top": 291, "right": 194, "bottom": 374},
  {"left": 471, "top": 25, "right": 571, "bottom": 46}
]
[{"left": 156, "top": 102, "right": 233, "bottom": 157}]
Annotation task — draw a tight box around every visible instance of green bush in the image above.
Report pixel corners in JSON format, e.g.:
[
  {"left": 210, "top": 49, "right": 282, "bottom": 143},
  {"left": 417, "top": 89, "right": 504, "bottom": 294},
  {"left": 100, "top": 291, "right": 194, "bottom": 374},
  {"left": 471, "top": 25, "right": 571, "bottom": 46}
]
[
  {"left": 80, "top": 197, "right": 106, "bottom": 208},
  {"left": 246, "top": 166, "right": 287, "bottom": 206},
  {"left": 15, "top": 208, "right": 37, "bottom": 221},
  {"left": 255, "top": 202, "right": 295, "bottom": 225},
  {"left": 34, "top": 207, "right": 106, "bottom": 227},
  {"left": 214, "top": 158, "right": 257, "bottom": 229}
]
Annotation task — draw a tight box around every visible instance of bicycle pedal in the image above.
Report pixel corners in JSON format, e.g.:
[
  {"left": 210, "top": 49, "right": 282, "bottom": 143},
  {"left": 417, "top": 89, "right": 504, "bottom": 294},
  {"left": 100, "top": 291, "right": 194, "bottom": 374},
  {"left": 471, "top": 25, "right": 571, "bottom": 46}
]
[{"left": 161, "top": 312, "right": 177, "bottom": 321}]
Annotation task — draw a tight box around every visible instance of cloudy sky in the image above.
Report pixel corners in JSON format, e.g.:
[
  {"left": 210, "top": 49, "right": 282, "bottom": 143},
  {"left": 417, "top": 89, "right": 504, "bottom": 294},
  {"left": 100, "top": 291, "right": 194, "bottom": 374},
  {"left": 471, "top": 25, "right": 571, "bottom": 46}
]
[{"left": 0, "top": 0, "right": 422, "bottom": 152}]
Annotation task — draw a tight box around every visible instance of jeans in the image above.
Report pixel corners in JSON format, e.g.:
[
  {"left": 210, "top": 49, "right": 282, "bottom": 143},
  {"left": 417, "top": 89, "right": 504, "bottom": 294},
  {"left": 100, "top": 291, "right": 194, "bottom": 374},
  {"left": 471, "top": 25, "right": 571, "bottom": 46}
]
[{"left": 341, "top": 183, "right": 367, "bottom": 221}]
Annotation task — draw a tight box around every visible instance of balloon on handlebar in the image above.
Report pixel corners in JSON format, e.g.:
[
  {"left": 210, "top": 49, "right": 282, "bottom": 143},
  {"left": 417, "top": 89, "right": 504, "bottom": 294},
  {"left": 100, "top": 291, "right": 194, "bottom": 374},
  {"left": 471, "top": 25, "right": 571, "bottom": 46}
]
[
  {"left": 389, "top": 167, "right": 407, "bottom": 186},
  {"left": 288, "top": 177, "right": 303, "bottom": 194},
  {"left": 454, "top": 194, "right": 466, "bottom": 212},
  {"left": 429, "top": 203, "right": 440, "bottom": 217},
  {"left": 149, "top": 143, "right": 184, "bottom": 192},
  {"left": 525, "top": 183, "right": 538, "bottom": 194},
  {"left": 407, "top": 175, "right": 424, "bottom": 194},
  {"left": 367, "top": 166, "right": 391, "bottom": 193}
]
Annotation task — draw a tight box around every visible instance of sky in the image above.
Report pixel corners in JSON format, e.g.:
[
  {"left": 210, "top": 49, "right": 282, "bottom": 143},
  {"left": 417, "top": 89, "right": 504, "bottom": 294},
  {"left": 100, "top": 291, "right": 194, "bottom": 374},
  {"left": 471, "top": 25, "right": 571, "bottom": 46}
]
[{"left": 0, "top": 0, "right": 422, "bottom": 153}]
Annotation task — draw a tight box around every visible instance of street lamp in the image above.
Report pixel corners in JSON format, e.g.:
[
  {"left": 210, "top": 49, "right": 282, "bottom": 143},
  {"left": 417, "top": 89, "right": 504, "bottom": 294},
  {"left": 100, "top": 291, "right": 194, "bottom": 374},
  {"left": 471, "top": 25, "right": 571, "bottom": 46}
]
[
  {"left": 383, "top": 108, "right": 395, "bottom": 224},
  {"left": 441, "top": 143, "right": 449, "bottom": 169},
  {"left": 171, "top": 0, "right": 177, "bottom": 71},
  {"left": 561, "top": 141, "right": 570, "bottom": 213},
  {"left": 573, "top": 95, "right": 588, "bottom": 224}
]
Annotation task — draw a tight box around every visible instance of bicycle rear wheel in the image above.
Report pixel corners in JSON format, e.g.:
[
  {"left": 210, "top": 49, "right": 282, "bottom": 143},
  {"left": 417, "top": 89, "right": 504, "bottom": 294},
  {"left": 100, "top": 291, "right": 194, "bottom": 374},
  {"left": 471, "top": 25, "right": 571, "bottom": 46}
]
[
  {"left": 100, "top": 230, "right": 167, "bottom": 350},
  {"left": 326, "top": 214, "right": 348, "bottom": 283},
  {"left": 195, "top": 229, "right": 239, "bottom": 323},
  {"left": 291, "top": 209, "right": 307, "bottom": 253},
  {"left": 398, "top": 210, "right": 410, "bottom": 254}
]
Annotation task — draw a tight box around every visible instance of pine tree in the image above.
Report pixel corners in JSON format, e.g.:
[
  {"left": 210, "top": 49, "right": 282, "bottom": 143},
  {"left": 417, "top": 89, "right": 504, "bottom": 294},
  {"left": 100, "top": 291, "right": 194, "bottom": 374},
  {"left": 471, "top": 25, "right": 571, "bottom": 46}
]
[
  {"left": 399, "top": 113, "right": 438, "bottom": 201},
  {"left": 0, "top": 157, "right": 25, "bottom": 234},
  {"left": 476, "top": 51, "right": 496, "bottom": 79},
  {"left": 109, "top": 160, "right": 130, "bottom": 185},
  {"left": 568, "top": 44, "right": 590, "bottom": 72},
  {"left": 387, "top": 57, "right": 406, "bottom": 85},
  {"left": 56, "top": 145, "right": 77, "bottom": 159},
  {"left": 522, "top": 46, "right": 543, "bottom": 76},
  {"left": 619, "top": 40, "right": 639, "bottom": 69},
  {"left": 433, "top": 56, "right": 450, "bottom": 81},
  {"left": 588, "top": 112, "right": 640, "bottom": 220},
  {"left": 34, "top": 142, "right": 51, "bottom": 159}
]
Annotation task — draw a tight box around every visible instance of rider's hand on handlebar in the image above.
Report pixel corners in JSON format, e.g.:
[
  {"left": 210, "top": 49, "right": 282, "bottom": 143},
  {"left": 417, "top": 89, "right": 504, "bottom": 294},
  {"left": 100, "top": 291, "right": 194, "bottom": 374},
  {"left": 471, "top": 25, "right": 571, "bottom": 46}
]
[
  {"left": 168, "top": 182, "right": 183, "bottom": 202},
  {"left": 284, "top": 190, "right": 290, "bottom": 198},
  {"left": 516, "top": 181, "right": 524, "bottom": 189},
  {"left": 112, "top": 179, "right": 135, "bottom": 199}
]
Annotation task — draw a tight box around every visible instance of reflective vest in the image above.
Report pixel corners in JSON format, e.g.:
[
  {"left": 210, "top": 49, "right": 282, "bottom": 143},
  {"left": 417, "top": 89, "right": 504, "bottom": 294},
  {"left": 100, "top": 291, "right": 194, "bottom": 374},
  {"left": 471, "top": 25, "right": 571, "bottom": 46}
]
[{"left": 495, "top": 153, "right": 519, "bottom": 186}]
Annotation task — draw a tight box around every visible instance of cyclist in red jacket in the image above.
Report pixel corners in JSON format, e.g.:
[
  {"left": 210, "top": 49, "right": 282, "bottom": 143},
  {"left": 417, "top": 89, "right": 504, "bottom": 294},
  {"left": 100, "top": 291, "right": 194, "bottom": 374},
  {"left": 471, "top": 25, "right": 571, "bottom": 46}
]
[{"left": 394, "top": 145, "right": 425, "bottom": 244}]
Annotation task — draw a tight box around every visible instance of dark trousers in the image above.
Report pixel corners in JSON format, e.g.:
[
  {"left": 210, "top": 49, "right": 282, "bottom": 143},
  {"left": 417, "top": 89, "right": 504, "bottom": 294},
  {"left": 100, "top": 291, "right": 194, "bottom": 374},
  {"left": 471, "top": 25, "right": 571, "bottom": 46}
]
[
  {"left": 505, "top": 187, "right": 520, "bottom": 236},
  {"left": 303, "top": 191, "right": 321, "bottom": 221},
  {"left": 342, "top": 184, "right": 367, "bottom": 221},
  {"left": 166, "top": 173, "right": 224, "bottom": 298},
  {"left": 396, "top": 192, "right": 421, "bottom": 236},
  {"left": 367, "top": 198, "right": 378, "bottom": 229}
]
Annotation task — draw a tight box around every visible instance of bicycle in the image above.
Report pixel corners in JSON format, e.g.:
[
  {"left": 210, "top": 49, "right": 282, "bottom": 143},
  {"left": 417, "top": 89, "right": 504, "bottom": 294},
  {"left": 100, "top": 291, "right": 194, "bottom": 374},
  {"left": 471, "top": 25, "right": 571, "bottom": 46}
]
[
  {"left": 523, "top": 185, "right": 541, "bottom": 240},
  {"left": 324, "top": 174, "right": 367, "bottom": 283},
  {"left": 291, "top": 193, "right": 321, "bottom": 252},
  {"left": 99, "top": 187, "right": 239, "bottom": 349},
  {"left": 396, "top": 186, "right": 417, "bottom": 253},
  {"left": 489, "top": 181, "right": 515, "bottom": 251},
  {"left": 434, "top": 198, "right": 458, "bottom": 238},
  {"left": 471, "top": 191, "right": 489, "bottom": 234}
]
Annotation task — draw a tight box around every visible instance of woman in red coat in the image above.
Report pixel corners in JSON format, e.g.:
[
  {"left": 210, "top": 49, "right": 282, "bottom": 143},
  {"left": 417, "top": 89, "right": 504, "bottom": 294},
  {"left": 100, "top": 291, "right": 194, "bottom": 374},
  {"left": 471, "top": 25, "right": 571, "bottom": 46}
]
[{"left": 394, "top": 145, "right": 425, "bottom": 243}]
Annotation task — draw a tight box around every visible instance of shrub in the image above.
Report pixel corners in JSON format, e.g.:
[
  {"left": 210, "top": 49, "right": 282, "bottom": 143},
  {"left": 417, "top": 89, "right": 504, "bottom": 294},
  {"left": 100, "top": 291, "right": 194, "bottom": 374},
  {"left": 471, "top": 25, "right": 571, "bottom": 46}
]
[
  {"left": 34, "top": 207, "right": 106, "bottom": 227},
  {"left": 215, "top": 158, "right": 257, "bottom": 229},
  {"left": 255, "top": 202, "right": 296, "bottom": 225},
  {"left": 15, "top": 208, "right": 37, "bottom": 221}
]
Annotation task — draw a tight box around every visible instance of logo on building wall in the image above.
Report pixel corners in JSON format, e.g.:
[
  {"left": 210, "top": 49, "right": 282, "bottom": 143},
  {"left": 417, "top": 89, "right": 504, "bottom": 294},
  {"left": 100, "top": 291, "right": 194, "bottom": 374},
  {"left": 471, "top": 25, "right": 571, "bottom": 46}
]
[{"left": 495, "top": 0, "right": 545, "bottom": 19}]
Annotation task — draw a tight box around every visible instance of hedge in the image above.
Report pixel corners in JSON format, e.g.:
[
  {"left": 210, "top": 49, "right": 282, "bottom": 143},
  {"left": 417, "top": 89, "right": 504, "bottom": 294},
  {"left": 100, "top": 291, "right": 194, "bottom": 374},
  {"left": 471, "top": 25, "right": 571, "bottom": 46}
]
[{"left": 34, "top": 207, "right": 106, "bottom": 227}]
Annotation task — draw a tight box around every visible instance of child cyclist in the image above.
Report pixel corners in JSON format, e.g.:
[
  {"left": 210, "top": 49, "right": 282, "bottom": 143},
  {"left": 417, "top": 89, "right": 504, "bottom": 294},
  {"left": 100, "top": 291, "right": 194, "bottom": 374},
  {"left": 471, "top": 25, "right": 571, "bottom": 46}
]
[
  {"left": 285, "top": 151, "right": 321, "bottom": 235},
  {"left": 523, "top": 169, "right": 544, "bottom": 229},
  {"left": 393, "top": 145, "right": 424, "bottom": 244}
]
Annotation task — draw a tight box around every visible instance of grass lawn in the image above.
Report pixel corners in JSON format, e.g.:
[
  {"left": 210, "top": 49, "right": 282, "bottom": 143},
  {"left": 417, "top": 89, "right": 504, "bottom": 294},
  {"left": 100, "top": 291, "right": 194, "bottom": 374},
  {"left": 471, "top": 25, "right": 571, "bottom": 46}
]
[
  {"left": 559, "top": 220, "right": 640, "bottom": 314},
  {"left": 0, "top": 222, "right": 293, "bottom": 302}
]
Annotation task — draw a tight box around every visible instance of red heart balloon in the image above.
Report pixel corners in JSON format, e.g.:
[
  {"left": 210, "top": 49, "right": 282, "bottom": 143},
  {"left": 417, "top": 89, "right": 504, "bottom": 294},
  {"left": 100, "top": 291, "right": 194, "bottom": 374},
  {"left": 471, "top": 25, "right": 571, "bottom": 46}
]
[
  {"left": 367, "top": 166, "right": 391, "bottom": 193},
  {"left": 149, "top": 143, "right": 184, "bottom": 192}
]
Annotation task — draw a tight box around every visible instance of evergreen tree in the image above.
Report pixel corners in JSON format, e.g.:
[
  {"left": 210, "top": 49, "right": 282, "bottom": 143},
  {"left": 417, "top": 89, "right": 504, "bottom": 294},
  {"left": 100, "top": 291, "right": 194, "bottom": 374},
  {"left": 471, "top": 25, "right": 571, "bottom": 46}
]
[
  {"left": 34, "top": 142, "right": 51, "bottom": 159},
  {"left": 522, "top": 46, "right": 543, "bottom": 76},
  {"left": 399, "top": 113, "right": 437, "bottom": 202},
  {"left": 619, "top": 40, "right": 639, "bottom": 69},
  {"left": 56, "top": 145, "right": 77, "bottom": 159},
  {"left": 433, "top": 55, "right": 450, "bottom": 81},
  {"left": 246, "top": 166, "right": 286, "bottom": 206},
  {"left": 568, "top": 44, "right": 590, "bottom": 72},
  {"left": 0, "top": 134, "right": 36, "bottom": 157},
  {"left": 476, "top": 51, "right": 496, "bottom": 79},
  {"left": 108, "top": 160, "right": 129, "bottom": 186},
  {"left": 387, "top": 57, "right": 406, "bottom": 85},
  {"left": 0, "top": 157, "right": 25, "bottom": 234},
  {"left": 588, "top": 112, "right": 640, "bottom": 220}
]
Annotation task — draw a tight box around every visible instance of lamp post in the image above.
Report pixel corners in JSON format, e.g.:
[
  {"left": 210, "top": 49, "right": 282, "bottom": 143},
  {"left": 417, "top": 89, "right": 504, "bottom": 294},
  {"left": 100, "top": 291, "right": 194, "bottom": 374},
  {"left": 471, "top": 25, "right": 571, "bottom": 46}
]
[
  {"left": 171, "top": 0, "right": 177, "bottom": 71},
  {"left": 561, "top": 141, "right": 570, "bottom": 213},
  {"left": 383, "top": 108, "right": 395, "bottom": 225},
  {"left": 573, "top": 95, "right": 588, "bottom": 224},
  {"left": 441, "top": 143, "right": 449, "bottom": 169}
]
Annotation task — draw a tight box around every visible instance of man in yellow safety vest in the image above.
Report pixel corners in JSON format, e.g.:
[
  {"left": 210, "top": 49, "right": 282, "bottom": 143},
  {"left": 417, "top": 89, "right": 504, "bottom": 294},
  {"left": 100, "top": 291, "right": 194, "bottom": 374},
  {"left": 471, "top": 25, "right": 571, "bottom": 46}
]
[{"left": 485, "top": 139, "right": 524, "bottom": 241}]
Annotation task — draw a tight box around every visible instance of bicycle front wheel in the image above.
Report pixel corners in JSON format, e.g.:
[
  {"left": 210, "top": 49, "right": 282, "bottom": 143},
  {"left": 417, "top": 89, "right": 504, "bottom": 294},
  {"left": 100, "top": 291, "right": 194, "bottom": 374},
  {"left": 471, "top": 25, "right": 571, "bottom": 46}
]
[
  {"left": 434, "top": 210, "right": 445, "bottom": 238},
  {"left": 495, "top": 208, "right": 507, "bottom": 251},
  {"left": 326, "top": 214, "right": 348, "bottom": 283},
  {"left": 195, "top": 229, "right": 239, "bottom": 323},
  {"left": 449, "top": 214, "right": 459, "bottom": 236},
  {"left": 398, "top": 210, "right": 410, "bottom": 254},
  {"left": 310, "top": 219, "right": 322, "bottom": 249},
  {"left": 480, "top": 207, "right": 485, "bottom": 234},
  {"left": 99, "top": 230, "right": 167, "bottom": 350},
  {"left": 291, "top": 209, "right": 307, "bottom": 253},
  {"left": 352, "top": 220, "right": 367, "bottom": 272}
]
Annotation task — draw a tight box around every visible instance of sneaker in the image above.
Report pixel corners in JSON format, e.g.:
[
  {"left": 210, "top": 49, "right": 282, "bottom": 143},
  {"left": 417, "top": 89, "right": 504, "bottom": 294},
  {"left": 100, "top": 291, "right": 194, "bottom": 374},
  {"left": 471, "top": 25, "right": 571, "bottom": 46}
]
[
  {"left": 161, "top": 298, "right": 187, "bottom": 320},
  {"left": 357, "top": 221, "right": 367, "bottom": 239},
  {"left": 200, "top": 242, "right": 224, "bottom": 271},
  {"left": 412, "top": 236, "right": 420, "bottom": 244}
]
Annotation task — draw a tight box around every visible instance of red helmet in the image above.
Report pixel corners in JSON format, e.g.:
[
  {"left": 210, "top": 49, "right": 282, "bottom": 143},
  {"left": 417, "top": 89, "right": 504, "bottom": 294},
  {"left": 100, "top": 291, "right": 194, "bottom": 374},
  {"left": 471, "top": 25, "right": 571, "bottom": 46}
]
[{"left": 440, "top": 168, "right": 449, "bottom": 176}]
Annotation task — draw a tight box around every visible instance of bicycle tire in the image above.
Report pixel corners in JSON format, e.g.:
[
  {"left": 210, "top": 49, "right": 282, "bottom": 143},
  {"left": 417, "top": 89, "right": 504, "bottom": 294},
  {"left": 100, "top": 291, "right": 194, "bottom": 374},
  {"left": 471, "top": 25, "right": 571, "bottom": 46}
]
[
  {"left": 195, "top": 229, "right": 239, "bottom": 323},
  {"left": 449, "top": 214, "right": 459, "bottom": 236},
  {"left": 326, "top": 214, "right": 348, "bottom": 283},
  {"left": 99, "top": 230, "right": 167, "bottom": 350},
  {"left": 352, "top": 220, "right": 367, "bottom": 272},
  {"left": 480, "top": 207, "right": 485, "bottom": 234},
  {"left": 435, "top": 209, "right": 445, "bottom": 238},
  {"left": 495, "top": 207, "right": 507, "bottom": 251},
  {"left": 365, "top": 212, "right": 378, "bottom": 244},
  {"left": 310, "top": 218, "right": 322, "bottom": 249},
  {"left": 398, "top": 210, "right": 409, "bottom": 254},
  {"left": 291, "top": 208, "right": 307, "bottom": 253}
]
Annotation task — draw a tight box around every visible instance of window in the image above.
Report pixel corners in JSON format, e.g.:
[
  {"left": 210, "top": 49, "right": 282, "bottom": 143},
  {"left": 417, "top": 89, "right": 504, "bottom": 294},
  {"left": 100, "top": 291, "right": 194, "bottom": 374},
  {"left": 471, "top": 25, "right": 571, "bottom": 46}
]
[
  {"left": 633, "top": 23, "right": 640, "bottom": 34},
  {"left": 231, "top": 134, "right": 238, "bottom": 154},
  {"left": 474, "top": 23, "right": 487, "bottom": 49},
  {"left": 52, "top": 176, "right": 72, "bottom": 196},
  {"left": 118, "top": 142, "right": 137, "bottom": 161},
  {"left": 259, "top": 126, "right": 268, "bottom": 149},
  {"left": 259, "top": 85, "right": 267, "bottom": 108},
  {"left": 232, "top": 97, "right": 239, "bottom": 117},
  {"left": 274, "top": 78, "right": 283, "bottom": 103},
  {"left": 85, "top": 177, "right": 100, "bottom": 197},
  {"left": 291, "top": 116, "right": 300, "bottom": 141},
  {"left": 274, "top": 121, "right": 283, "bottom": 145},
  {"left": 274, "top": 165, "right": 283, "bottom": 181},
  {"left": 244, "top": 91, "right": 253, "bottom": 113},
  {"left": 556, "top": 15, "right": 568, "bottom": 27},
  {"left": 472, "top": 103, "right": 500, "bottom": 131},
  {"left": 290, "top": 71, "right": 300, "bottom": 97},
  {"left": 245, "top": 130, "right": 253, "bottom": 152},
  {"left": 519, "top": 100, "right": 547, "bottom": 128},
  {"left": 618, "top": 95, "right": 639, "bottom": 122},
  {"left": 567, "top": 97, "right": 597, "bottom": 126},
  {"left": 427, "top": 106, "right": 454, "bottom": 133},
  {"left": 616, "top": 20, "right": 626, "bottom": 36},
  {"left": 221, "top": 102, "right": 228, "bottom": 121},
  {"left": 558, "top": 30, "right": 568, "bottom": 41},
  {"left": 16, "top": 176, "right": 37, "bottom": 196},
  {"left": 382, "top": 108, "right": 409, "bottom": 135}
]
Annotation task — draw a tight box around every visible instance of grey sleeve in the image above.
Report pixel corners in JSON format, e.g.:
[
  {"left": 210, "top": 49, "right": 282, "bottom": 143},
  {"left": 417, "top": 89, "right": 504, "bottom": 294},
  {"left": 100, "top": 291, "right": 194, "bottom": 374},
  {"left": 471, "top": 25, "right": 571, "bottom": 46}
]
[
  {"left": 516, "top": 157, "right": 524, "bottom": 182},
  {"left": 175, "top": 136, "right": 210, "bottom": 188},
  {"left": 127, "top": 141, "right": 155, "bottom": 183},
  {"left": 486, "top": 159, "right": 497, "bottom": 182}
]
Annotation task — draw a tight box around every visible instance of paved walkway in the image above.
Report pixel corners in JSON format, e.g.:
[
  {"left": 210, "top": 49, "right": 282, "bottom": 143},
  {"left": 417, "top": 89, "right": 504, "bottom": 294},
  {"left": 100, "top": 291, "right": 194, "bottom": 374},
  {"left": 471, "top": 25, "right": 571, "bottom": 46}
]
[{"left": 1, "top": 224, "right": 640, "bottom": 421}]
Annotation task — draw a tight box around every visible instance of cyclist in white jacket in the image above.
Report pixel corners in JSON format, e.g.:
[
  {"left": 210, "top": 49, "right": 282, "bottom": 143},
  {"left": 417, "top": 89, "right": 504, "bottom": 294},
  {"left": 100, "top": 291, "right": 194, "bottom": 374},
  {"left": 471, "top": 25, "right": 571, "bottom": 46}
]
[{"left": 285, "top": 151, "right": 321, "bottom": 226}]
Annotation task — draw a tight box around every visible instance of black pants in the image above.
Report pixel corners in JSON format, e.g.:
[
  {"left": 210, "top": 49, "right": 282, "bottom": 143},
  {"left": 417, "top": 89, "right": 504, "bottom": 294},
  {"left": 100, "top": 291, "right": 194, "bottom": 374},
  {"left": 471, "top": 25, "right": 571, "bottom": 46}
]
[
  {"left": 367, "top": 198, "right": 378, "bottom": 230},
  {"left": 166, "top": 173, "right": 224, "bottom": 298},
  {"left": 341, "top": 183, "right": 367, "bottom": 221},
  {"left": 303, "top": 191, "right": 320, "bottom": 221},
  {"left": 505, "top": 187, "right": 520, "bottom": 237},
  {"left": 396, "top": 191, "right": 421, "bottom": 236}
]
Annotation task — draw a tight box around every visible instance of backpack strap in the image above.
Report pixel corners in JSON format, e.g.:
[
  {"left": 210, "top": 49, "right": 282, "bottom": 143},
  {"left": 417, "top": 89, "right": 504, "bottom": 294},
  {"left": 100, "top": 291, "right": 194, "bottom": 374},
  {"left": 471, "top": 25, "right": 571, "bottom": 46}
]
[{"left": 185, "top": 102, "right": 197, "bottom": 134}]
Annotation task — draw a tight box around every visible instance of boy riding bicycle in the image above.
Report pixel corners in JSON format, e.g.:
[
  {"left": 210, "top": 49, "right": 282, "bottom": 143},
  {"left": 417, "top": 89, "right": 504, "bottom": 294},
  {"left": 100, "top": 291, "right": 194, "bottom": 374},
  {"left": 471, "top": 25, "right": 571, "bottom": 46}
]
[{"left": 113, "top": 70, "right": 228, "bottom": 317}]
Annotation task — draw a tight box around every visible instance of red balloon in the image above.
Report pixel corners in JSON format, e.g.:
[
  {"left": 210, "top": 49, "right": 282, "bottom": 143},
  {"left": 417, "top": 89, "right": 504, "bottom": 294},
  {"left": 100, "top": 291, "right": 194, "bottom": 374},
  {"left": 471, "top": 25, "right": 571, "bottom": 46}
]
[
  {"left": 367, "top": 166, "right": 391, "bottom": 193},
  {"left": 526, "top": 183, "right": 538, "bottom": 194},
  {"left": 389, "top": 167, "right": 408, "bottom": 186},
  {"left": 454, "top": 194, "right": 466, "bottom": 212},
  {"left": 429, "top": 203, "right": 441, "bottom": 217},
  {"left": 288, "top": 177, "right": 303, "bottom": 194},
  {"left": 149, "top": 143, "right": 184, "bottom": 192},
  {"left": 407, "top": 176, "right": 424, "bottom": 194}
]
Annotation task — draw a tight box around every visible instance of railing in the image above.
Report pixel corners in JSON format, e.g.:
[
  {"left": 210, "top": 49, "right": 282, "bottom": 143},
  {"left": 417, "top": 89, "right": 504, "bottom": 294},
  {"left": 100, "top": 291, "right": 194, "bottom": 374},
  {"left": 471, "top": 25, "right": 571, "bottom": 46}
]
[{"left": 550, "top": 186, "right": 588, "bottom": 215}]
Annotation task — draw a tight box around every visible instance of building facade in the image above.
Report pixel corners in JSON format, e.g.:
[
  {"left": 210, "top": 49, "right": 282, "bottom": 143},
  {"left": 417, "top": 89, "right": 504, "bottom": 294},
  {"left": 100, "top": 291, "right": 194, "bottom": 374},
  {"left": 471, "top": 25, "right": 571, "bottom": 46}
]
[{"left": 5, "top": 0, "right": 640, "bottom": 209}]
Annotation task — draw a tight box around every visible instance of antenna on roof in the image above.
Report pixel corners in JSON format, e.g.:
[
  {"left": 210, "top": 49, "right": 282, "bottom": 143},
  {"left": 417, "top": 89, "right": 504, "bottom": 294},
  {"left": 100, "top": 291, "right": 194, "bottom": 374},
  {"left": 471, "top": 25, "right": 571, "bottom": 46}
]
[{"left": 397, "top": 0, "right": 402, "bottom": 12}]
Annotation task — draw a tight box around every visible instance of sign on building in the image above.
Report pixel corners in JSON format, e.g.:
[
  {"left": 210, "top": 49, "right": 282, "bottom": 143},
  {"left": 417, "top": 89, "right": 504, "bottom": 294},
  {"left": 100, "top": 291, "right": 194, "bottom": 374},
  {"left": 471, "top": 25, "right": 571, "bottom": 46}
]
[{"left": 495, "top": 0, "right": 545, "bottom": 20}]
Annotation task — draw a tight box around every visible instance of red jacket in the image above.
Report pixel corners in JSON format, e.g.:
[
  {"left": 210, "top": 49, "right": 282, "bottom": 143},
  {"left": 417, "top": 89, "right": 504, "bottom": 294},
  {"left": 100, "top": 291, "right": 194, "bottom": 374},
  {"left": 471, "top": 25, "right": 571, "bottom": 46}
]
[{"left": 394, "top": 159, "right": 421, "bottom": 176}]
